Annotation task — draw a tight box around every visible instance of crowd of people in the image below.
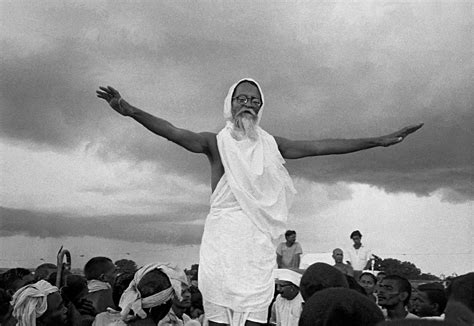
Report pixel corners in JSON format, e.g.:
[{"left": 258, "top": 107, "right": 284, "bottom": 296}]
[{"left": 0, "top": 245, "right": 472, "bottom": 326}]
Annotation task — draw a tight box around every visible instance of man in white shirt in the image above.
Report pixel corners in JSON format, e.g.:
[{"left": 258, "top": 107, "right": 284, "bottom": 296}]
[
  {"left": 276, "top": 230, "right": 303, "bottom": 269},
  {"left": 346, "top": 230, "right": 372, "bottom": 273}
]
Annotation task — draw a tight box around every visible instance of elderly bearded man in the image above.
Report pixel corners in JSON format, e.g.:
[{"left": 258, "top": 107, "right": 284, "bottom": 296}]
[{"left": 97, "top": 79, "right": 422, "bottom": 326}]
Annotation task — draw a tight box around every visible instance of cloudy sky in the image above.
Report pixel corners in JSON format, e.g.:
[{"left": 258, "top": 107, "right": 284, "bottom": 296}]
[{"left": 1, "top": 0, "right": 472, "bottom": 276}]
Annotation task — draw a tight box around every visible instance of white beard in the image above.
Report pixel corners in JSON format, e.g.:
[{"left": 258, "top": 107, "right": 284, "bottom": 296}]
[{"left": 232, "top": 112, "right": 259, "bottom": 141}]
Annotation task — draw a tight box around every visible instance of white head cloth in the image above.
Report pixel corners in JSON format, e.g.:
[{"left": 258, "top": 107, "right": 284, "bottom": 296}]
[
  {"left": 119, "top": 263, "right": 188, "bottom": 320},
  {"left": 273, "top": 269, "right": 302, "bottom": 287},
  {"left": 11, "top": 280, "right": 59, "bottom": 326},
  {"left": 217, "top": 78, "right": 297, "bottom": 239}
]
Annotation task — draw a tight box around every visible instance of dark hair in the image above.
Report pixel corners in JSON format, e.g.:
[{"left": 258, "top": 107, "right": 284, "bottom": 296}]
[
  {"left": 34, "top": 263, "right": 57, "bottom": 282},
  {"left": 231, "top": 80, "right": 263, "bottom": 105},
  {"left": 417, "top": 283, "right": 447, "bottom": 315},
  {"left": 0, "top": 288, "right": 11, "bottom": 317},
  {"left": 285, "top": 230, "right": 296, "bottom": 238},
  {"left": 136, "top": 269, "right": 173, "bottom": 323},
  {"left": 350, "top": 230, "right": 362, "bottom": 239},
  {"left": 384, "top": 275, "right": 412, "bottom": 305},
  {"left": 446, "top": 272, "right": 474, "bottom": 311},
  {"left": 84, "top": 257, "right": 113, "bottom": 280},
  {"left": 300, "top": 263, "right": 349, "bottom": 301},
  {"left": 61, "top": 274, "right": 88, "bottom": 304},
  {"left": 299, "top": 288, "right": 384, "bottom": 326},
  {"left": 1, "top": 268, "right": 32, "bottom": 291},
  {"left": 359, "top": 272, "right": 377, "bottom": 284}
]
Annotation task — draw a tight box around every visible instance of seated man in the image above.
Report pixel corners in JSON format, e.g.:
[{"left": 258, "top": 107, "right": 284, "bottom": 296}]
[
  {"left": 83, "top": 257, "right": 118, "bottom": 314},
  {"left": 332, "top": 248, "right": 354, "bottom": 277},
  {"left": 10, "top": 279, "right": 68, "bottom": 326},
  {"left": 270, "top": 269, "right": 304, "bottom": 326},
  {"left": 377, "top": 275, "right": 419, "bottom": 320},
  {"left": 93, "top": 262, "right": 188, "bottom": 326},
  {"left": 412, "top": 282, "right": 446, "bottom": 319}
]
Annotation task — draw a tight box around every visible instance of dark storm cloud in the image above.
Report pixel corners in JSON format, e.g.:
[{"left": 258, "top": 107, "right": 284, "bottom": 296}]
[
  {"left": 0, "top": 206, "right": 206, "bottom": 245},
  {"left": 1, "top": 1, "right": 472, "bottom": 202}
]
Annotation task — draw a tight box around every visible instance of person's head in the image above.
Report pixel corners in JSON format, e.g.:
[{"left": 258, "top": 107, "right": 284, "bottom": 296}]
[
  {"left": 276, "top": 280, "right": 300, "bottom": 300},
  {"left": 135, "top": 269, "right": 173, "bottom": 323},
  {"left": 83, "top": 257, "right": 117, "bottom": 285},
  {"left": 11, "top": 280, "right": 68, "bottom": 326},
  {"left": 114, "top": 259, "right": 138, "bottom": 275},
  {"left": 34, "top": 264, "right": 57, "bottom": 282},
  {"left": 350, "top": 230, "right": 362, "bottom": 245},
  {"left": 377, "top": 275, "right": 412, "bottom": 309},
  {"left": 227, "top": 79, "right": 263, "bottom": 140},
  {"left": 37, "top": 291, "right": 68, "bottom": 326},
  {"left": 299, "top": 263, "right": 349, "bottom": 301},
  {"left": 60, "top": 274, "right": 89, "bottom": 305},
  {"left": 359, "top": 272, "right": 377, "bottom": 296},
  {"left": 332, "top": 248, "right": 344, "bottom": 264},
  {"left": 285, "top": 230, "right": 297, "bottom": 245},
  {"left": 1, "top": 268, "right": 35, "bottom": 296},
  {"left": 298, "top": 288, "right": 384, "bottom": 326},
  {"left": 444, "top": 272, "right": 474, "bottom": 326},
  {"left": 274, "top": 269, "right": 302, "bottom": 301},
  {"left": 112, "top": 272, "right": 135, "bottom": 308},
  {"left": 172, "top": 284, "right": 191, "bottom": 310},
  {"left": 412, "top": 282, "right": 447, "bottom": 317}
]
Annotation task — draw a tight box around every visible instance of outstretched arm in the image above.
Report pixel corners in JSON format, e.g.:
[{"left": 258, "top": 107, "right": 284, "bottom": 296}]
[
  {"left": 96, "top": 86, "right": 213, "bottom": 154},
  {"left": 274, "top": 123, "right": 423, "bottom": 159}
]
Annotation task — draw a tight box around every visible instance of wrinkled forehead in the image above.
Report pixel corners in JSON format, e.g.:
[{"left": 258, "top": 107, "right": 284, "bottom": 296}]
[{"left": 232, "top": 81, "right": 262, "bottom": 99}]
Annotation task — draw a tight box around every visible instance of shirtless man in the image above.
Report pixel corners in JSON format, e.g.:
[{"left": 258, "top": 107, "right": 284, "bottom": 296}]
[{"left": 97, "top": 78, "right": 422, "bottom": 326}]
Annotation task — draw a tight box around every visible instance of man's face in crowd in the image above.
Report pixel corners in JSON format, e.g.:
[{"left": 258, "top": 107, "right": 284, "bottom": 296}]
[
  {"left": 351, "top": 235, "right": 361, "bottom": 246},
  {"left": 101, "top": 262, "right": 118, "bottom": 286},
  {"left": 276, "top": 281, "right": 299, "bottom": 300},
  {"left": 412, "top": 290, "right": 437, "bottom": 317},
  {"left": 377, "top": 279, "right": 407, "bottom": 309},
  {"left": 359, "top": 274, "right": 376, "bottom": 296},
  {"left": 286, "top": 234, "right": 296, "bottom": 245},
  {"left": 173, "top": 284, "right": 191, "bottom": 309},
  {"left": 39, "top": 292, "right": 68, "bottom": 326},
  {"left": 332, "top": 249, "right": 343, "bottom": 264}
]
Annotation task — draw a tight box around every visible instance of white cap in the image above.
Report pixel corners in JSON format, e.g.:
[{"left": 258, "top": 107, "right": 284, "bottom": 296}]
[{"left": 273, "top": 269, "right": 302, "bottom": 287}]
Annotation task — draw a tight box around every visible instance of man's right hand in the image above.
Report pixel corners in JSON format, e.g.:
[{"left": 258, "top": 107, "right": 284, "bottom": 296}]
[{"left": 96, "top": 86, "right": 134, "bottom": 116}]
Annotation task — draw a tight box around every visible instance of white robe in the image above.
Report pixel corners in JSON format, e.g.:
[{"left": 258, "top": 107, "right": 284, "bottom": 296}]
[{"left": 199, "top": 127, "right": 296, "bottom": 315}]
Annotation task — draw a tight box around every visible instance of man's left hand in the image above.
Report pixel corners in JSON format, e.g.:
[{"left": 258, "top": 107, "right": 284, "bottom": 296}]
[{"left": 379, "top": 123, "right": 424, "bottom": 147}]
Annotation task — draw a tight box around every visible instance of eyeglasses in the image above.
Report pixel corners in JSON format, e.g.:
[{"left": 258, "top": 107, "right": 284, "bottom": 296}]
[{"left": 232, "top": 95, "right": 262, "bottom": 107}]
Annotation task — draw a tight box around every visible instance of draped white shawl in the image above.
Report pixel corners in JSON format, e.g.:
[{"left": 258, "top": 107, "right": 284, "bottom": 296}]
[
  {"left": 11, "top": 280, "right": 59, "bottom": 326},
  {"left": 218, "top": 78, "right": 296, "bottom": 239}
]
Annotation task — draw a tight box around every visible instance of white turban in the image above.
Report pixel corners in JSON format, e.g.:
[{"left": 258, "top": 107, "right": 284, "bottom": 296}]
[
  {"left": 119, "top": 263, "right": 188, "bottom": 320},
  {"left": 223, "top": 78, "right": 265, "bottom": 124},
  {"left": 11, "top": 280, "right": 59, "bottom": 326},
  {"left": 273, "top": 269, "right": 302, "bottom": 287}
]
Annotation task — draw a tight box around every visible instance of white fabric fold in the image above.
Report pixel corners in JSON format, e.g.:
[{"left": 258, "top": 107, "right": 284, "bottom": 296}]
[
  {"left": 119, "top": 263, "right": 187, "bottom": 320},
  {"left": 273, "top": 269, "right": 302, "bottom": 287},
  {"left": 11, "top": 280, "right": 59, "bottom": 326},
  {"left": 218, "top": 78, "right": 296, "bottom": 240},
  {"left": 87, "top": 279, "right": 112, "bottom": 293}
]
